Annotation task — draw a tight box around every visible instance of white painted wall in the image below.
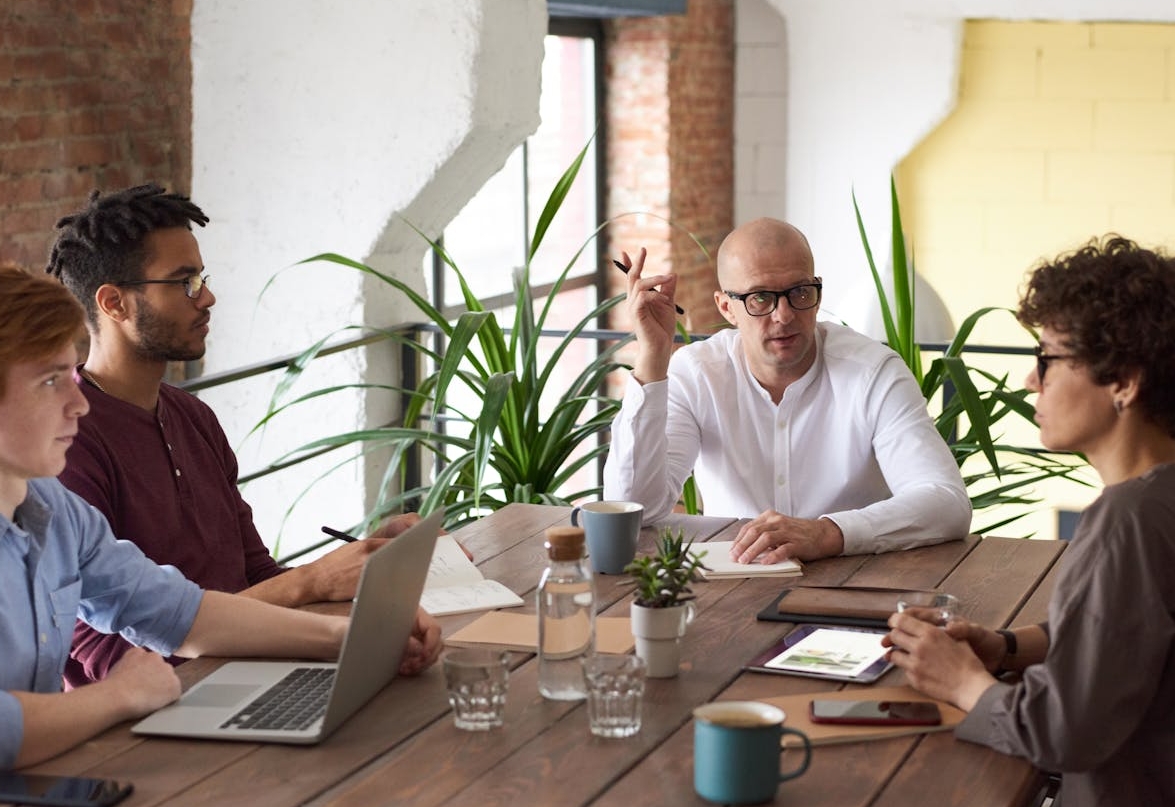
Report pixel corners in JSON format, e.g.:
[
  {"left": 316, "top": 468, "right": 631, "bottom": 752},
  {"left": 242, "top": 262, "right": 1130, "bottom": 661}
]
[
  {"left": 189, "top": 0, "right": 545, "bottom": 551},
  {"left": 738, "top": 0, "right": 1175, "bottom": 331}
]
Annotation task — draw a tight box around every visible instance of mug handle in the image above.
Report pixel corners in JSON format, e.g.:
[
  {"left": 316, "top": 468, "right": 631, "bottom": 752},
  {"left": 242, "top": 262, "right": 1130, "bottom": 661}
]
[
  {"left": 683, "top": 600, "right": 698, "bottom": 628},
  {"left": 570, "top": 507, "right": 583, "bottom": 527},
  {"left": 778, "top": 727, "right": 812, "bottom": 782}
]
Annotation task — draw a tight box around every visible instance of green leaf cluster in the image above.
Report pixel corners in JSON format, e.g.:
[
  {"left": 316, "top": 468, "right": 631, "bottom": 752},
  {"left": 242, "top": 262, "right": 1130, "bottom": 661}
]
[
  {"left": 254, "top": 140, "right": 632, "bottom": 530},
  {"left": 853, "top": 179, "right": 1089, "bottom": 534},
  {"left": 623, "top": 527, "right": 709, "bottom": 608}
]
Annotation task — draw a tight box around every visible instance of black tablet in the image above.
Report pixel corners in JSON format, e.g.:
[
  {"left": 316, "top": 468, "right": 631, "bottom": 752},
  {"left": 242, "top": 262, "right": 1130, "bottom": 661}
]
[{"left": 744, "top": 624, "right": 893, "bottom": 683}]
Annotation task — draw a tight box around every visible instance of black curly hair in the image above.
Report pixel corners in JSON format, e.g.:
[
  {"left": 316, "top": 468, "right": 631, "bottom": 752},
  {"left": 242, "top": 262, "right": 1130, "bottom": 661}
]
[
  {"left": 45, "top": 184, "right": 208, "bottom": 326},
  {"left": 1017, "top": 235, "right": 1175, "bottom": 436}
]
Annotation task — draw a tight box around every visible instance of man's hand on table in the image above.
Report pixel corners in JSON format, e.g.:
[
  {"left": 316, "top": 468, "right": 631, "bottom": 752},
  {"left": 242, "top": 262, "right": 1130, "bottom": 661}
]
[{"left": 729, "top": 511, "right": 845, "bottom": 563}]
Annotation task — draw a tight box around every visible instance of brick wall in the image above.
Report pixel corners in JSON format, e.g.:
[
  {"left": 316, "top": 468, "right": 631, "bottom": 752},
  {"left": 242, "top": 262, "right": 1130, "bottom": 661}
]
[
  {"left": 0, "top": 0, "right": 192, "bottom": 269},
  {"left": 605, "top": 0, "right": 734, "bottom": 337}
]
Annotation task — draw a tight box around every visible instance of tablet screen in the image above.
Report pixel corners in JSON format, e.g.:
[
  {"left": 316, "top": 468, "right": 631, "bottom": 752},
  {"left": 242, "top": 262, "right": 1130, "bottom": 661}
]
[{"left": 744, "top": 624, "right": 892, "bottom": 683}]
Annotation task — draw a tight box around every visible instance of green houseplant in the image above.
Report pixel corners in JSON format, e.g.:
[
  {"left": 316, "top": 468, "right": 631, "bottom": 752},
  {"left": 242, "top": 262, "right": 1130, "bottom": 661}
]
[
  {"left": 853, "top": 179, "right": 1088, "bottom": 534},
  {"left": 625, "top": 528, "right": 708, "bottom": 678},
  {"left": 623, "top": 527, "right": 708, "bottom": 608},
  {"left": 254, "top": 141, "right": 633, "bottom": 531}
]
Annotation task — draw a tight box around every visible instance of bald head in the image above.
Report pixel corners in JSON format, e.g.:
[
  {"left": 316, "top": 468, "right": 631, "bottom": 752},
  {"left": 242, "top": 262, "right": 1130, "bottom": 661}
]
[{"left": 716, "top": 218, "right": 815, "bottom": 289}]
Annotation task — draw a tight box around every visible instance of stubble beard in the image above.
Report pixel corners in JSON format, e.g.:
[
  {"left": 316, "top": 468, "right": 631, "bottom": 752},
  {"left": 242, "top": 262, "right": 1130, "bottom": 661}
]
[{"left": 132, "top": 302, "right": 207, "bottom": 363}]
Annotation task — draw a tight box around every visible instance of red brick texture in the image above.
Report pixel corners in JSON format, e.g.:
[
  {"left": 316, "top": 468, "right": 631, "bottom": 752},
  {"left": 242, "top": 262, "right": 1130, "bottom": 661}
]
[
  {"left": 0, "top": 0, "right": 192, "bottom": 269},
  {"left": 605, "top": 0, "right": 734, "bottom": 337}
]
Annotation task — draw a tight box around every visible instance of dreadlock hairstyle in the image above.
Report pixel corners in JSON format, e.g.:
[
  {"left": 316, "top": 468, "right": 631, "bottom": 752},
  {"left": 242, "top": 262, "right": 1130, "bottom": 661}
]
[{"left": 45, "top": 184, "right": 209, "bottom": 326}]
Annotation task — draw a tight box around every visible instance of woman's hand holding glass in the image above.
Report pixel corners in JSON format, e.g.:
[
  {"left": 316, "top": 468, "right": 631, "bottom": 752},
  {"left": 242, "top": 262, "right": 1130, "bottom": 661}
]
[{"left": 883, "top": 610, "right": 995, "bottom": 710}]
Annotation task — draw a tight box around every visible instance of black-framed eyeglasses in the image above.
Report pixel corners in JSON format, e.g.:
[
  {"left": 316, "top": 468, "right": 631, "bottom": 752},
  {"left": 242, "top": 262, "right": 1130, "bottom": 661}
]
[
  {"left": 116, "top": 273, "right": 210, "bottom": 299},
  {"left": 1033, "top": 344, "right": 1076, "bottom": 383},
  {"left": 723, "top": 281, "right": 822, "bottom": 317}
]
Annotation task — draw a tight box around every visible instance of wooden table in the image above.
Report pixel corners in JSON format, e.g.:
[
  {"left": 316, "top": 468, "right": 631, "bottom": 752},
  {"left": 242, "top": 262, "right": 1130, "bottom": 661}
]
[{"left": 26, "top": 504, "right": 1064, "bottom": 806}]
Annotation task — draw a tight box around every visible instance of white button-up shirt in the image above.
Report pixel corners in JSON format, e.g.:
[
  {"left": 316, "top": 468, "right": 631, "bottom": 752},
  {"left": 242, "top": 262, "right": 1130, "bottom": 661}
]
[{"left": 603, "top": 323, "right": 970, "bottom": 554}]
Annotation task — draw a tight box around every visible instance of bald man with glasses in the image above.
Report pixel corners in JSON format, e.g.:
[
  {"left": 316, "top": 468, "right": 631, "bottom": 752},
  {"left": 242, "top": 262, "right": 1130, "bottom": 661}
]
[{"left": 603, "top": 217, "right": 970, "bottom": 563}]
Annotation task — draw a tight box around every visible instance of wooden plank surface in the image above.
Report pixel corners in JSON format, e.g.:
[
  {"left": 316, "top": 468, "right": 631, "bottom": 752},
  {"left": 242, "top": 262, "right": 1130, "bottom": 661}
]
[{"left": 22, "top": 505, "right": 1063, "bottom": 807}]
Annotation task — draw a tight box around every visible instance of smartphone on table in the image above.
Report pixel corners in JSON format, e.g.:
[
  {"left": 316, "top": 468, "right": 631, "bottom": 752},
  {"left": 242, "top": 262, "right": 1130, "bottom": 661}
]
[
  {"left": 809, "top": 699, "right": 942, "bottom": 726},
  {"left": 0, "top": 772, "right": 133, "bottom": 807}
]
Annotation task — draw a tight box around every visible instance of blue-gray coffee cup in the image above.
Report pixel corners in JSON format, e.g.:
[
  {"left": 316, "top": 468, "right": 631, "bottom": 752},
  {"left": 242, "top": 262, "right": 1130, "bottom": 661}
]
[
  {"left": 693, "top": 701, "right": 812, "bottom": 804},
  {"left": 570, "top": 501, "right": 643, "bottom": 575}
]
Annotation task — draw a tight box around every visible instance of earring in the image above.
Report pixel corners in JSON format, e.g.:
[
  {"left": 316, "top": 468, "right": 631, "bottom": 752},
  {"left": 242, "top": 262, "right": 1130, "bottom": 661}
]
[{"left": 1114, "top": 399, "right": 1124, "bottom": 415}]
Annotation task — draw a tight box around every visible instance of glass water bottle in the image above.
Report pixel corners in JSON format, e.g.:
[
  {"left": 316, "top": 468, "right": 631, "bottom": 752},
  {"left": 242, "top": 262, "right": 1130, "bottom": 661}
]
[{"left": 537, "top": 526, "right": 596, "bottom": 700}]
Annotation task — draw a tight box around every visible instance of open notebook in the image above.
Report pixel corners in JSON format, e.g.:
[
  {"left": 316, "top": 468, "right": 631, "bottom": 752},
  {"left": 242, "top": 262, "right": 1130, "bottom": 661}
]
[
  {"left": 419, "top": 535, "right": 524, "bottom": 616},
  {"left": 132, "top": 510, "right": 442, "bottom": 745}
]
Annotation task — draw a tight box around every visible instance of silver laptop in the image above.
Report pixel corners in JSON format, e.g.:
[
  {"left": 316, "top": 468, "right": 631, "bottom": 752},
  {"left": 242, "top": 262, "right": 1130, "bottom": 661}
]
[{"left": 132, "top": 510, "right": 442, "bottom": 745}]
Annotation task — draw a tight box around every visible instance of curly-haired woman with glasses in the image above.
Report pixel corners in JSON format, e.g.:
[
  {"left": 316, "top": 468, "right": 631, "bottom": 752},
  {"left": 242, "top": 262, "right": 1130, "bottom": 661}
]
[{"left": 886, "top": 235, "right": 1175, "bottom": 807}]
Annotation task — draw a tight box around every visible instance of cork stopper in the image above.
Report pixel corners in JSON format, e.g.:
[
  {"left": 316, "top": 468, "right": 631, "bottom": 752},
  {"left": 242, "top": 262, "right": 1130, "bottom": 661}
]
[{"left": 545, "top": 526, "right": 586, "bottom": 561}]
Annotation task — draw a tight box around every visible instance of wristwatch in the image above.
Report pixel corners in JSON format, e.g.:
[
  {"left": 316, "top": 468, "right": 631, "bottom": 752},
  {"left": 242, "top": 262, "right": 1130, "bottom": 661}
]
[{"left": 995, "top": 629, "right": 1017, "bottom": 675}]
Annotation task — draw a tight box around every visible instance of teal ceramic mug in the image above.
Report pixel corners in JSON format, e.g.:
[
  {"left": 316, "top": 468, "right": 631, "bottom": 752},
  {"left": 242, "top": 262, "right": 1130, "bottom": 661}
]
[
  {"left": 693, "top": 701, "right": 812, "bottom": 804},
  {"left": 570, "top": 501, "right": 643, "bottom": 574}
]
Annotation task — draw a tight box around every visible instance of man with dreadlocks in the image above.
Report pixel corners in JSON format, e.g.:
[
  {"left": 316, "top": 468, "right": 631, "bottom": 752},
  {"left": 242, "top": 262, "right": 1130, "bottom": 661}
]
[{"left": 46, "top": 185, "right": 430, "bottom": 687}]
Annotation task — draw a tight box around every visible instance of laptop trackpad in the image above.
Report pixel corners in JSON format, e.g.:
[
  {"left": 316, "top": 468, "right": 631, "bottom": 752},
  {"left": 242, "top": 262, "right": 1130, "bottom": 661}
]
[{"left": 183, "top": 684, "right": 259, "bottom": 708}]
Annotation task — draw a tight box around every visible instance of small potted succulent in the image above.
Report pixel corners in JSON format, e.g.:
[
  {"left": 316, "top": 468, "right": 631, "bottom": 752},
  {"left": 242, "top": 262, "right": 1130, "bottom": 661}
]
[{"left": 624, "top": 528, "right": 709, "bottom": 678}]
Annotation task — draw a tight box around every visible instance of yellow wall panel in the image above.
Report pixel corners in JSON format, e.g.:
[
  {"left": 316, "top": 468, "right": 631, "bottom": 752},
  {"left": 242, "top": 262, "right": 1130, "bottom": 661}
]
[
  {"left": 929, "top": 100, "right": 1093, "bottom": 150},
  {"left": 1092, "top": 22, "right": 1175, "bottom": 48},
  {"left": 1039, "top": 48, "right": 1166, "bottom": 100},
  {"left": 898, "top": 19, "right": 1175, "bottom": 538},
  {"left": 964, "top": 20, "right": 1090, "bottom": 51},
  {"left": 1107, "top": 204, "right": 1175, "bottom": 249},
  {"left": 959, "top": 47, "right": 1038, "bottom": 99},
  {"left": 1095, "top": 101, "right": 1175, "bottom": 150},
  {"left": 1047, "top": 151, "right": 1175, "bottom": 203},
  {"left": 900, "top": 200, "right": 985, "bottom": 255},
  {"left": 907, "top": 150, "right": 1046, "bottom": 202},
  {"left": 984, "top": 201, "right": 1113, "bottom": 254}
]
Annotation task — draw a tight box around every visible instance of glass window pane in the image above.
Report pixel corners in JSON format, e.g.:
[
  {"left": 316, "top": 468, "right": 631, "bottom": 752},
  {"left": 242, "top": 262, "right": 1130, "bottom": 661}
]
[
  {"left": 527, "top": 35, "right": 599, "bottom": 288},
  {"left": 429, "top": 34, "right": 598, "bottom": 312},
  {"left": 437, "top": 149, "right": 527, "bottom": 308}
]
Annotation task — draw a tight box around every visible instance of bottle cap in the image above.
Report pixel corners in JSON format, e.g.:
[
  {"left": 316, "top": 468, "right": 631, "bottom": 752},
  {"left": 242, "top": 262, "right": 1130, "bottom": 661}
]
[{"left": 545, "top": 526, "right": 585, "bottom": 561}]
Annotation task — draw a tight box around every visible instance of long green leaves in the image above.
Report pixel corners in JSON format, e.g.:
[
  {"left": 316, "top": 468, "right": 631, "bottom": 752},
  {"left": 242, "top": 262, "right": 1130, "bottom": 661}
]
[
  {"left": 255, "top": 139, "right": 631, "bottom": 529},
  {"left": 856, "top": 179, "right": 1089, "bottom": 534}
]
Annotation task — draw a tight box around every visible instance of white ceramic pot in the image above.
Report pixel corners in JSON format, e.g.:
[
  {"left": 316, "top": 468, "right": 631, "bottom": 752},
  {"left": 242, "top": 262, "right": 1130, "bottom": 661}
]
[{"left": 630, "top": 601, "right": 697, "bottom": 678}]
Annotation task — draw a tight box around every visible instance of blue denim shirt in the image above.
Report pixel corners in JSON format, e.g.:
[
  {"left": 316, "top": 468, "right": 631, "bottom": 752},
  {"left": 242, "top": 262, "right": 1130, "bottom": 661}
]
[{"left": 0, "top": 478, "right": 202, "bottom": 768}]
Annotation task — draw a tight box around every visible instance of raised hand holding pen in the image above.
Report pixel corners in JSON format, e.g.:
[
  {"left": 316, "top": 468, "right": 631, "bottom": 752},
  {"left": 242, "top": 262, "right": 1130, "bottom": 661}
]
[
  {"left": 614, "top": 259, "right": 685, "bottom": 316},
  {"left": 618, "top": 247, "right": 679, "bottom": 385}
]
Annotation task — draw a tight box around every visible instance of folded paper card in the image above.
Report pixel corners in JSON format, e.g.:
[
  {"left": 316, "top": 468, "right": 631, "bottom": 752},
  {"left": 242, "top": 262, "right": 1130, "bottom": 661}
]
[
  {"left": 764, "top": 685, "right": 965, "bottom": 746},
  {"left": 418, "top": 536, "right": 525, "bottom": 616},
  {"left": 446, "top": 611, "right": 635, "bottom": 656},
  {"left": 695, "top": 541, "right": 803, "bottom": 579},
  {"left": 757, "top": 586, "right": 943, "bottom": 629}
]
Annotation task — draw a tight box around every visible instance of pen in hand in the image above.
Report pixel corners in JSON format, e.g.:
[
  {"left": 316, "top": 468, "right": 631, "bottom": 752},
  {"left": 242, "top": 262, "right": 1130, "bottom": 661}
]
[
  {"left": 613, "top": 259, "right": 685, "bottom": 315},
  {"left": 321, "top": 525, "right": 358, "bottom": 544}
]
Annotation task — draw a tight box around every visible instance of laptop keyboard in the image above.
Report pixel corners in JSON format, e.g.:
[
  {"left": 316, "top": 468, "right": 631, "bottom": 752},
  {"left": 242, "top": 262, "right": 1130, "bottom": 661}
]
[{"left": 220, "top": 667, "right": 336, "bottom": 731}]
